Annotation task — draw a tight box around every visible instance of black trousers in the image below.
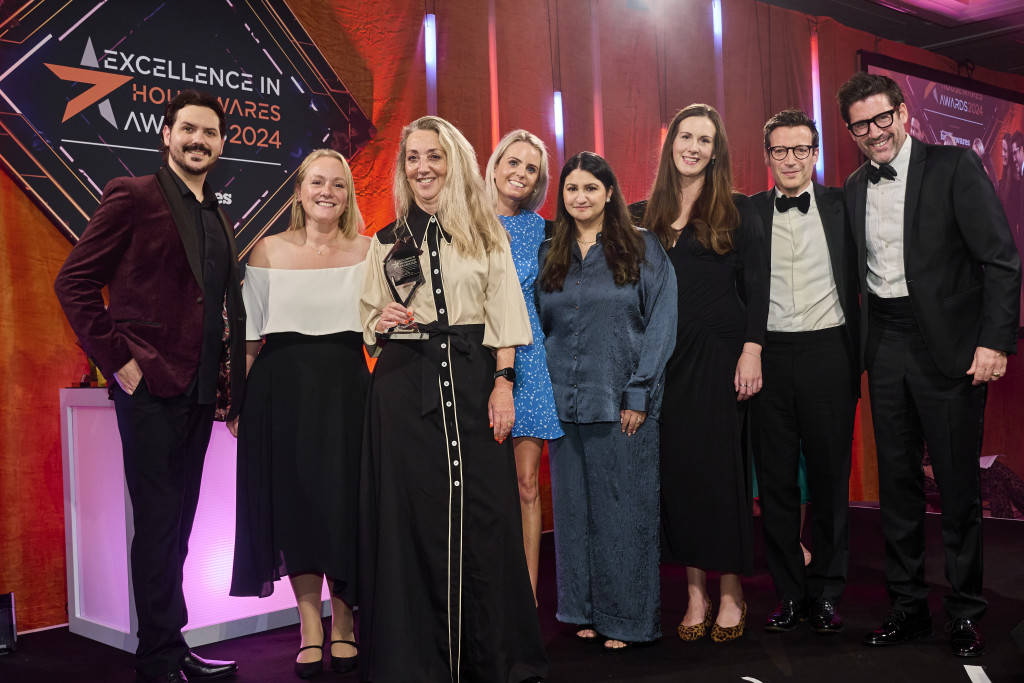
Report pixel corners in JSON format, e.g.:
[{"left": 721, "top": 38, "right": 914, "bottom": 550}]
[
  {"left": 754, "top": 326, "right": 857, "bottom": 603},
  {"left": 112, "top": 381, "right": 216, "bottom": 677},
  {"left": 865, "top": 309, "right": 987, "bottom": 621}
]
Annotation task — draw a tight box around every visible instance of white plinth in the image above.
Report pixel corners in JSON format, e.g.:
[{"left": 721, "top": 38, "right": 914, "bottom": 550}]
[{"left": 60, "top": 387, "right": 329, "bottom": 652}]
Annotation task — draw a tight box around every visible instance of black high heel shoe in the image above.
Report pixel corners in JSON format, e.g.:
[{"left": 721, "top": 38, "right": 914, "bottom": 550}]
[
  {"left": 295, "top": 640, "right": 324, "bottom": 679},
  {"left": 330, "top": 639, "right": 359, "bottom": 674}
]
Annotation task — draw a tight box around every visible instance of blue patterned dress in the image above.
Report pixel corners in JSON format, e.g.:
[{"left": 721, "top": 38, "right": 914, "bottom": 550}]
[{"left": 500, "top": 211, "right": 564, "bottom": 440}]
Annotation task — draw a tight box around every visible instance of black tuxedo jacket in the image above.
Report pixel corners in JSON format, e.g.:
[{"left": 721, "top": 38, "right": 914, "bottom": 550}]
[
  {"left": 750, "top": 183, "right": 860, "bottom": 391},
  {"left": 844, "top": 138, "right": 1021, "bottom": 379},
  {"left": 55, "top": 167, "right": 247, "bottom": 419}
]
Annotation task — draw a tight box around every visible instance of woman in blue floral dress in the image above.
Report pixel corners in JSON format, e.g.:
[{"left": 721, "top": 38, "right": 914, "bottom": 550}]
[{"left": 485, "top": 129, "right": 564, "bottom": 599}]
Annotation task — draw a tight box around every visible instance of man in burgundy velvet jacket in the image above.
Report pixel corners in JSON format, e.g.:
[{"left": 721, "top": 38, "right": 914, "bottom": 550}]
[{"left": 55, "top": 90, "right": 244, "bottom": 683}]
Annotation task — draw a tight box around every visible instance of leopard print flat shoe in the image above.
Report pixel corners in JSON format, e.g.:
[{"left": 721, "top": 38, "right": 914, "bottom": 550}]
[
  {"left": 677, "top": 601, "right": 713, "bottom": 641},
  {"left": 711, "top": 602, "right": 747, "bottom": 643}
]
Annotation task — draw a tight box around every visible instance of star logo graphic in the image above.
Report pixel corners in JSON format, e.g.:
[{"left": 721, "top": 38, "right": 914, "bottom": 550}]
[
  {"left": 44, "top": 63, "right": 132, "bottom": 122},
  {"left": 44, "top": 37, "right": 131, "bottom": 126},
  {"left": 0, "top": 0, "right": 375, "bottom": 247}
]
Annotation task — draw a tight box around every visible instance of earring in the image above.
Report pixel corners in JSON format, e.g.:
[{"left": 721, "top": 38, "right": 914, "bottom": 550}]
[
  {"left": 606, "top": 197, "right": 611, "bottom": 203},
  {"left": 710, "top": 157, "right": 716, "bottom": 167}
]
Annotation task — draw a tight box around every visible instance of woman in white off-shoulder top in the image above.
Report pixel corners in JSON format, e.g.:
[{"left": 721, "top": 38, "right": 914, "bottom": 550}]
[{"left": 229, "top": 149, "right": 369, "bottom": 679}]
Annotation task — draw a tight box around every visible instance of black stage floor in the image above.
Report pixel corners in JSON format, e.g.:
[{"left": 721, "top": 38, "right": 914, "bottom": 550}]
[{"left": 4, "top": 507, "right": 1023, "bottom": 682}]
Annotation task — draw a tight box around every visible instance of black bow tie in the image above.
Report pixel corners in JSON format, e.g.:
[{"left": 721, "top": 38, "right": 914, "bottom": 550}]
[
  {"left": 776, "top": 192, "right": 810, "bottom": 214},
  {"left": 868, "top": 163, "right": 897, "bottom": 184}
]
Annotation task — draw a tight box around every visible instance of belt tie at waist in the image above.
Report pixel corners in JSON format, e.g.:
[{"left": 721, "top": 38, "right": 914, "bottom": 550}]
[{"left": 417, "top": 322, "right": 485, "bottom": 416}]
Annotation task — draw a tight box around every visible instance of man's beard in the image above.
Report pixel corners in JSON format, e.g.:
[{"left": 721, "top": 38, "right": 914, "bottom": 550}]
[{"left": 171, "top": 143, "right": 218, "bottom": 176}]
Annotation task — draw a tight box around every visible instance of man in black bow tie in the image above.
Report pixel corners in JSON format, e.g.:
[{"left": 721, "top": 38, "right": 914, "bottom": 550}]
[
  {"left": 837, "top": 72, "right": 1021, "bottom": 658},
  {"left": 749, "top": 109, "right": 860, "bottom": 638}
]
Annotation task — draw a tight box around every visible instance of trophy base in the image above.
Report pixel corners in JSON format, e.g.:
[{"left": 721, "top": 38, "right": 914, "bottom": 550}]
[{"left": 382, "top": 330, "right": 429, "bottom": 341}]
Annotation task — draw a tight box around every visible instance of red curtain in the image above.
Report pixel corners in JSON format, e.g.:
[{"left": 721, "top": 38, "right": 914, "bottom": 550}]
[
  {"left": 3, "top": 0, "right": 1023, "bottom": 630},
  {"left": 0, "top": 171, "right": 87, "bottom": 629}
]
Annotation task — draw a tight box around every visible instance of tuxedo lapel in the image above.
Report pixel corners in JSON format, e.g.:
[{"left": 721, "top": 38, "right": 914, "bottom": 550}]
[
  {"left": 156, "top": 167, "right": 203, "bottom": 287},
  {"left": 217, "top": 206, "right": 239, "bottom": 263},
  {"left": 851, "top": 166, "right": 869, "bottom": 285},
  {"left": 814, "top": 183, "right": 847, "bottom": 299},
  {"left": 902, "top": 140, "right": 926, "bottom": 266},
  {"left": 752, "top": 190, "right": 775, "bottom": 253}
]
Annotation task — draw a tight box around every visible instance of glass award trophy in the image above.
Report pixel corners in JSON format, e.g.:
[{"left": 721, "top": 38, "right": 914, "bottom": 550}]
[{"left": 381, "top": 225, "right": 428, "bottom": 341}]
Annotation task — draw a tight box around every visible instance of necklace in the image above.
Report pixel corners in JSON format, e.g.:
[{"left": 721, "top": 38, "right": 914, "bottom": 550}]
[
  {"left": 304, "top": 231, "right": 340, "bottom": 255},
  {"left": 576, "top": 237, "right": 597, "bottom": 245}
]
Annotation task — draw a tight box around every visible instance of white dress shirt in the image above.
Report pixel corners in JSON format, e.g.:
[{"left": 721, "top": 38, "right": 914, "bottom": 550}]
[
  {"left": 767, "top": 182, "right": 845, "bottom": 332},
  {"left": 865, "top": 136, "right": 914, "bottom": 298}
]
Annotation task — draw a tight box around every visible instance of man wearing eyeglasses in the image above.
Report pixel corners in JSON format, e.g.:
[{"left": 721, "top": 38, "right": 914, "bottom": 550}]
[
  {"left": 837, "top": 72, "right": 1021, "bottom": 658},
  {"left": 749, "top": 109, "right": 860, "bottom": 638}
]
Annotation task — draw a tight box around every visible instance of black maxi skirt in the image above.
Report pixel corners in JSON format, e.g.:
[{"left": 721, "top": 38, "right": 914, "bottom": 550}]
[
  {"left": 358, "top": 326, "right": 548, "bottom": 683},
  {"left": 231, "top": 331, "right": 368, "bottom": 602}
]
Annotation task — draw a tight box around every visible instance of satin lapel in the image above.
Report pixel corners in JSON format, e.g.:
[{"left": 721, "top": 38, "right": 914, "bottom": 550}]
[
  {"left": 218, "top": 206, "right": 241, "bottom": 344},
  {"left": 156, "top": 167, "right": 203, "bottom": 287},
  {"left": 851, "top": 167, "right": 868, "bottom": 285},
  {"left": 814, "top": 183, "right": 845, "bottom": 288},
  {"left": 902, "top": 140, "right": 926, "bottom": 274},
  {"left": 217, "top": 206, "right": 239, "bottom": 265},
  {"left": 752, "top": 191, "right": 775, "bottom": 253}
]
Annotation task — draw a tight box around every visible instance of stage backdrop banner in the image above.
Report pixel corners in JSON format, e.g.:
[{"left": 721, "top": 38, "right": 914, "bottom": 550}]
[
  {"left": 863, "top": 51, "right": 1024, "bottom": 325},
  {"left": 0, "top": 0, "right": 375, "bottom": 257}
]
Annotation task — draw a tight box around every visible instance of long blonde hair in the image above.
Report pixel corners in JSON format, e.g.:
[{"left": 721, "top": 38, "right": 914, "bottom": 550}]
[
  {"left": 393, "top": 116, "right": 508, "bottom": 257},
  {"left": 288, "top": 148, "right": 362, "bottom": 238},
  {"left": 484, "top": 129, "right": 549, "bottom": 213}
]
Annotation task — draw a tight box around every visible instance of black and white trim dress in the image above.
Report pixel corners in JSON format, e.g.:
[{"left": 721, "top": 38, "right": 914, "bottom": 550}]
[{"left": 358, "top": 202, "right": 548, "bottom": 683}]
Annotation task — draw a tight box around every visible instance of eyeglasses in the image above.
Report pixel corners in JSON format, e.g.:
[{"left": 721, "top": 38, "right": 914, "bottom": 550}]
[
  {"left": 767, "top": 145, "right": 816, "bottom": 161},
  {"left": 847, "top": 109, "right": 896, "bottom": 137}
]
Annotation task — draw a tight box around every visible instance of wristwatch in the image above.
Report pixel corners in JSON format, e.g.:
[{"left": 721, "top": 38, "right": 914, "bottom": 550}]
[{"left": 493, "top": 367, "right": 516, "bottom": 384}]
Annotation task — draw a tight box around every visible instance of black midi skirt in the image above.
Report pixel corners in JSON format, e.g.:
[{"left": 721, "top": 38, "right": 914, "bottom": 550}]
[{"left": 231, "top": 331, "right": 368, "bottom": 602}]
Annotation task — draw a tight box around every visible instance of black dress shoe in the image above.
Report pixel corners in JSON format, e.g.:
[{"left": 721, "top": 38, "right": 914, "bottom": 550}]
[
  {"left": 947, "top": 617, "right": 986, "bottom": 657},
  {"left": 181, "top": 652, "right": 237, "bottom": 680},
  {"left": 764, "top": 599, "right": 807, "bottom": 632},
  {"left": 810, "top": 599, "right": 844, "bottom": 634},
  {"left": 295, "top": 641, "right": 324, "bottom": 679},
  {"left": 136, "top": 671, "right": 188, "bottom": 682},
  {"left": 330, "top": 639, "right": 359, "bottom": 673},
  {"left": 863, "top": 609, "right": 932, "bottom": 646}
]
